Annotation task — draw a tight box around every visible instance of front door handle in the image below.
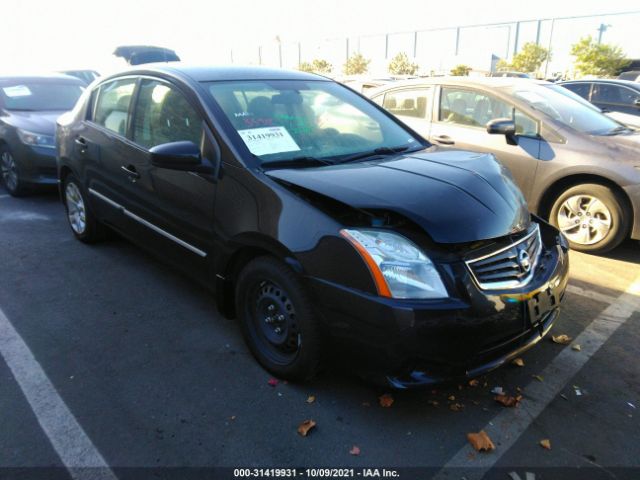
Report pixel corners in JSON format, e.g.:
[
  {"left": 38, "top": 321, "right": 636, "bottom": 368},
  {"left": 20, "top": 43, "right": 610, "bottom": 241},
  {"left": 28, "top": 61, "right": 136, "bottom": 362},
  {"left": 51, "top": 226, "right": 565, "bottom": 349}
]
[
  {"left": 74, "top": 137, "right": 88, "bottom": 152},
  {"left": 433, "top": 135, "right": 455, "bottom": 145},
  {"left": 121, "top": 165, "right": 140, "bottom": 180}
]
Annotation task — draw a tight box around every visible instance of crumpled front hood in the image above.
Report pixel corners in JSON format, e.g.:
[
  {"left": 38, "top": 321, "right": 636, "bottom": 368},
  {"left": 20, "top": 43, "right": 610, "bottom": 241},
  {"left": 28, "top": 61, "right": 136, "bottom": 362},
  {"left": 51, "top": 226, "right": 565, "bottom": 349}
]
[
  {"left": 5, "top": 110, "right": 64, "bottom": 136},
  {"left": 266, "top": 147, "right": 530, "bottom": 244}
]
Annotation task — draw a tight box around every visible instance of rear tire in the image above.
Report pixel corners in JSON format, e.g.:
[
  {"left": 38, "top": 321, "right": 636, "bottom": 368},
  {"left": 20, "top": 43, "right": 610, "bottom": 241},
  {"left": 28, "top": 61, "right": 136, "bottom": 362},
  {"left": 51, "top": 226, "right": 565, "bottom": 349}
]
[
  {"left": 63, "top": 174, "right": 105, "bottom": 243},
  {"left": 549, "top": 183, "right": 628, "bottom": 254},
  {"left": 0, "top": 145, "right": 28, "bottom": 196},
  {"left": 235, "top": 256, "right": 322, "bottom": 382}
]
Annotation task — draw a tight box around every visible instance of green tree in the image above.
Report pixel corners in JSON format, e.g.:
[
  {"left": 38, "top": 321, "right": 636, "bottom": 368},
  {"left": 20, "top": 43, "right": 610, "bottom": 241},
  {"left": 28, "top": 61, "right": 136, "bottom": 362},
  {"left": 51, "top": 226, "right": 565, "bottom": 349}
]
[
  {"left": 388, "top": 52, "right": 419, "bottom": 75},
  {"left": 343, "top": 53, "right": 371, "bottom": 75},
  {"left": 298, "top": 59, "right": 333, "bottom": 74},
  {"left": 450, "top": 64, "right": 472, "bottom": 76},
  {"left": 571, "top": 36, "right": 630, "bottom": 77},
  {"left": 496, "top": 42, "right": 550, "bottom": 74},
  {"left": 512, "top": 42, "right": 551, "bottom": 73}
]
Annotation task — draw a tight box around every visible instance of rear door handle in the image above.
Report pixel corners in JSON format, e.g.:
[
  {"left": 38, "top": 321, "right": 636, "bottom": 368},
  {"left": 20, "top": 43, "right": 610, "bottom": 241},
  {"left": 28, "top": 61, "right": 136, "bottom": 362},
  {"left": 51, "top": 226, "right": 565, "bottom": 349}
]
[
  {"left": 433, "top": 135, "right": 455, "bottom": 145},
  {"left": 121, "top": 165, "right": 140, "bottom": 180}
]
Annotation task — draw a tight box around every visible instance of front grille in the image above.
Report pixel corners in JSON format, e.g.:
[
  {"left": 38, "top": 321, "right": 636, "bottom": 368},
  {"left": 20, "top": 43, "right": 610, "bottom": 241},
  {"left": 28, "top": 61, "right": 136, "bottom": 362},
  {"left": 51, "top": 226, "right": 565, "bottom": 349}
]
[{"left": 466, "top": 224, "right": 542, "bottom": 290}]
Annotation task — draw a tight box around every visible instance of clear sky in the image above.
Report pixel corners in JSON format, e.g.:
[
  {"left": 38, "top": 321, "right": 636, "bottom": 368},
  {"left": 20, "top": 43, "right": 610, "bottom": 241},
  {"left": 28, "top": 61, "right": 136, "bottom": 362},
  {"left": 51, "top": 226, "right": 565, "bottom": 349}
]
[{"left": 1, "top": 0, "right": 639, "bottom": 75}]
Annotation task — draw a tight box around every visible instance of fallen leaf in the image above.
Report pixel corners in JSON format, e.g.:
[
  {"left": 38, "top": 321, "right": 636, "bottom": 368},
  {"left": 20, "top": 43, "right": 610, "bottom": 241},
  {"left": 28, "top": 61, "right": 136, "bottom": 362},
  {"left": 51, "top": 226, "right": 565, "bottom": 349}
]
[
  {"left": 532, "top": 374, "right": 544, "bottom": 382},
  {"left": 540, "top": 439, "right": 552, "bottom": 450},
  {"left": 511, "top": 357, "right": 525, "bottom": 367},
  {"left": 468, "top": 379, "right": 480, "bottom": 387},
  {"left": 297, "top": 419, "right": 316, "bottom": 437},
  {"left": 379, "top": 394, "right": 394, "bottom": 408},
  {"left": 267, "top": 378, "right": 279, "bottom": 387},
  {"left": 448, "top": 395, "right": 456, "bottom": 401},
  {"left": 306, "top": 395, "right": 316, "bottom": 404},
  {"left": 458, "top": 385, "right": 463, "bottom": 390},
  {"left": 552, "top": 334, "right": 572, "bottom": 345},
  {"left": 467, "top": 430, "right": 495, "bottom": 452},
  {"left": 495, "top": 394, "right": 523, "bottom": 407},
  {"left": 572, "top": 344, "right": 582, "bottom": 351},
  {"left": 449, "top": 402, "right": 464, "bottom": 412},
  {"left": 428, "top": 400, "right": 439, "bottom": 407},
  {"left": 230, "top": 415, "right": 236, "bottom": 420},
  {"left": 349, "top": 445, "right": 361, "bottom": 456}
]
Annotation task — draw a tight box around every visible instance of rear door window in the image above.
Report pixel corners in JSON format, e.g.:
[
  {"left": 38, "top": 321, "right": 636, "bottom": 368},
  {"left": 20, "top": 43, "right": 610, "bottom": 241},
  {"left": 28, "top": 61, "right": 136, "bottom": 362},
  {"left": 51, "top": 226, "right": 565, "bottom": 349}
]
[
  {"left": 92, "top": 78, "right": 136, "bottom": 136},
  {"left": 562, "top": 83, "right": 592, "bottom": 100},
  {"left": 382, "top": 89, "right": 430, "bottom": 119}
]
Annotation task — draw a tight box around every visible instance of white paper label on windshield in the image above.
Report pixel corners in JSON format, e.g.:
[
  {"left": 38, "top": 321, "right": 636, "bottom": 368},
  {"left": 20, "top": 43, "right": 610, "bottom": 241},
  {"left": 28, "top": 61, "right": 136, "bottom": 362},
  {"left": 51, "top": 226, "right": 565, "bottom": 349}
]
[
  {"left": 237, "top": 126, "right": 300, "bottom": 156},
  {"left": 2, "top": 85, "right": 32, "bottom": 97}
]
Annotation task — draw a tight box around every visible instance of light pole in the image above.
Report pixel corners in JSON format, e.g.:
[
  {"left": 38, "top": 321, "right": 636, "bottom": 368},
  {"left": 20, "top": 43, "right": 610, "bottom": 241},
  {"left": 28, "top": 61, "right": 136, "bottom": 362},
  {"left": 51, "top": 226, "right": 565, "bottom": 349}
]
[{"left": 597, "top": 23, "right": 611, "bottom": 43}]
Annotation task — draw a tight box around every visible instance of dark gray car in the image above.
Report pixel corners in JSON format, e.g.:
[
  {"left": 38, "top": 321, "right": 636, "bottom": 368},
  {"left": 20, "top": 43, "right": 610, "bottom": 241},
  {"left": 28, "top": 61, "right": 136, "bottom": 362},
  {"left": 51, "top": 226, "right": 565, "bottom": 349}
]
[
  {"left": 559, "top": 79, "right": 640, "bottom": 118},
  {"left": 369, "top": 77, "right": 640, "bottom": 253},
  {"left": 0, "top": 74, "right": 85, "bottom": 195}
]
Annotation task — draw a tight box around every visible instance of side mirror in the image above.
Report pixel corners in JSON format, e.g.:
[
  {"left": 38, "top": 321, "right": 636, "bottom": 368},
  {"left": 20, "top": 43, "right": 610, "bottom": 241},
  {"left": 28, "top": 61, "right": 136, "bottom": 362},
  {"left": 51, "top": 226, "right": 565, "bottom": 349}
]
[
  {"left": 634, "top": 98, "right": 640, "bottom": 108},
  {"left": 150, "top": 141, "right": 204, "bottom": 171},
  {"left": 486, "top": 118, "right": 516, "bottom": 136}
]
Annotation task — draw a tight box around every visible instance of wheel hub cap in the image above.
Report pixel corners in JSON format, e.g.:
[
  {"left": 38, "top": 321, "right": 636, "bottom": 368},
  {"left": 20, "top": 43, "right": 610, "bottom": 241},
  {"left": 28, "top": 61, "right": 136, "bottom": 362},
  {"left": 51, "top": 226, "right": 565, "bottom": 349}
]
[
  {"left": 65, "top": 182, "right": 87, "bottom": 234},
  {"left": 557, "top": 194, "right": 612, "bottom": 245},
  {"left": 1, "top": 152, "right": 18, "bottom": 191}
]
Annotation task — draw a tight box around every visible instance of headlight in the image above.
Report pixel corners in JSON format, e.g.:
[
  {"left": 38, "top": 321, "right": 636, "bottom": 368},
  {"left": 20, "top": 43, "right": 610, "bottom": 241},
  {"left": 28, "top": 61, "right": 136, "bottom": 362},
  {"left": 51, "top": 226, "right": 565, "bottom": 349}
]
[
  {"left": 341, "top": 229, "right": 448, "bottom": 299},
  {"left": 17, "top": 129, "right": 55, "bottom": 148}
]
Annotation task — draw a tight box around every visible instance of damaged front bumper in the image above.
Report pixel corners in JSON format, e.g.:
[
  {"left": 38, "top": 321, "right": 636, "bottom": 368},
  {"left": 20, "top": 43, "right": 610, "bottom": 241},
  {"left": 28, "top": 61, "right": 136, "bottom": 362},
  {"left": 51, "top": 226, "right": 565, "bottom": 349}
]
[{"left": 308, "top": 220, "right": 570, "bottom": 388}]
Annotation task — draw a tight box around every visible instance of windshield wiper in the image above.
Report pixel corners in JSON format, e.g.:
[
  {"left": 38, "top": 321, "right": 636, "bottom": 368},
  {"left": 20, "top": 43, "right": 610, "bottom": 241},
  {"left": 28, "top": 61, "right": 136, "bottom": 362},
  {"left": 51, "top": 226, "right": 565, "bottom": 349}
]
[
  {"left": 604, "top": 125, "right": 632, "bottom": 135},
  {"left": 337, "top": 145, "right": 413, "bottom": 164},
  {"left": 261, "top": 156, "right": 335, "bottom": 170}
]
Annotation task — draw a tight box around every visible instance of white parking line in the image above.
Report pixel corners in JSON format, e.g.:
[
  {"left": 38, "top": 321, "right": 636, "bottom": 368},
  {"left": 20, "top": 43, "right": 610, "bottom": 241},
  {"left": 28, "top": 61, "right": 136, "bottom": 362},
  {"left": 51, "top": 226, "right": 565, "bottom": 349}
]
[
  {"left": 0, "top": 306, "right": 117, "bottom": 480},
  {"left": 434, "top": 276, "right": 640, "bottom": 479},
  {"left": 565, "top": 284, "right": 618, "bottom": 305}
]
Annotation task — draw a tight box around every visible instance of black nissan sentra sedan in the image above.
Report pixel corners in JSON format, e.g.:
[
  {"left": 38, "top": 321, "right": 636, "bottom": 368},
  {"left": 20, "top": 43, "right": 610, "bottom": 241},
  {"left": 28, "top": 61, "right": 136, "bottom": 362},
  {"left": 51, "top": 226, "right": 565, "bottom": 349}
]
[
  {"left": 1, "top": 74, "right": 85, "bottom": 195},
  {"left": 56, "top": 65, "right": 569, "bottom": 387}
]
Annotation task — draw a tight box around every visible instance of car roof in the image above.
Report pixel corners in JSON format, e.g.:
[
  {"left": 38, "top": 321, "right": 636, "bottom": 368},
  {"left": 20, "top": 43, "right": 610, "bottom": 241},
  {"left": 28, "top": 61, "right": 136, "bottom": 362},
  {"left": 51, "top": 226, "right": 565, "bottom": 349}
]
[
  {"left": 367, "top": 76, "right": 550, "bottom": 96},
  {"left": 103, "top": 64, "right": 329, "bottom": 83},
  {"left": 0, "top": 73, "right": 85, "bottom": 85},
  {"left": 560, "top": 78, "right": 640, "bottom": 89}
]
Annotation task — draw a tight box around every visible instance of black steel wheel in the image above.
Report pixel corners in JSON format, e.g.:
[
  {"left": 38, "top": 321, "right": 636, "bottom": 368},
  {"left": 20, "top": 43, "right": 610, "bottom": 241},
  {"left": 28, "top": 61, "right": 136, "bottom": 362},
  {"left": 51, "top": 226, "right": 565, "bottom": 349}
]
[{"left": 235, "top": 256, "right": 322, "bottom": 381}]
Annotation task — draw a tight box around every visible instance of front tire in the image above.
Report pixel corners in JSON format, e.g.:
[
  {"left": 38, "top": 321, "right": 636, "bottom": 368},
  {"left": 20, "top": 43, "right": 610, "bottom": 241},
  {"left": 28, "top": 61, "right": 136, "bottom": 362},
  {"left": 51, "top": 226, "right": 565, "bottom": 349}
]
[
  {"left": 63, "top": 174, "right": 105, "bottom": 243},
  {"left": 549, "top": 183, "right": 628, "bottom": 254},
  {"left": 0, "top": 145, "right": 28, "bottom": 196},
  {"left": 235, "top": 256, "right": 322, "bottom": 382}
]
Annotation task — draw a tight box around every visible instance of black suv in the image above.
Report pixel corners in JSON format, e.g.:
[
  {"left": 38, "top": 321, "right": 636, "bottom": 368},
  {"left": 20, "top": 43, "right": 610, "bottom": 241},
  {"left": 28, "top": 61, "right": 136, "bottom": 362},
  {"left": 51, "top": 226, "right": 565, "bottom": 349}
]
[{"left": 57, "top": 65, "right": 569, "bottom": 386}]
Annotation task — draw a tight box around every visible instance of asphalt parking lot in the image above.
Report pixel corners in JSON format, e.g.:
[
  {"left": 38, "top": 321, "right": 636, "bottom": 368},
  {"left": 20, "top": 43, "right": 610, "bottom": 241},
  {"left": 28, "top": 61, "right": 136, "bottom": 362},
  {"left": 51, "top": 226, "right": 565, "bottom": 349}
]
[{"left": 1, "top": 185, "right": 639, "bottom": 480}]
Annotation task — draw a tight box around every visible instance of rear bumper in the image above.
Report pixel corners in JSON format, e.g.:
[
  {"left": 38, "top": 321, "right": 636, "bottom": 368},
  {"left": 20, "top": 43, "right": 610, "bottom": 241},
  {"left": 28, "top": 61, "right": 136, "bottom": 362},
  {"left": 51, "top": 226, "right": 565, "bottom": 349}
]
[{"left": 307, "top": 226, "right": 570, "bottom": 388}]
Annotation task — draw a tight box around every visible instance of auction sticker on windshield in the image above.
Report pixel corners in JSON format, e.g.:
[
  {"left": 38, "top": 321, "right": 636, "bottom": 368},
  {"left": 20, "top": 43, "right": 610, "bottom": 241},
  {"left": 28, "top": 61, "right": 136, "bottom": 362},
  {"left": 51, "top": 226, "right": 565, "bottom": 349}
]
[
  {"left": 238, "top": 126, "right": 301, "bottom": 156},
  {"left": 2, "top": 85, "right": 32, "bottom": 97}
]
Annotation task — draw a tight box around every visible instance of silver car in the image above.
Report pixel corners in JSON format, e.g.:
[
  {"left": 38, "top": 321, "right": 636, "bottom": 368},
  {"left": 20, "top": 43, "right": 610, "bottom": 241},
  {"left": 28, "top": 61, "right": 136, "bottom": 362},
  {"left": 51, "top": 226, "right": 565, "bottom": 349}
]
[{"left": 369, "top": 77, "right": 640, "bottom": 254}]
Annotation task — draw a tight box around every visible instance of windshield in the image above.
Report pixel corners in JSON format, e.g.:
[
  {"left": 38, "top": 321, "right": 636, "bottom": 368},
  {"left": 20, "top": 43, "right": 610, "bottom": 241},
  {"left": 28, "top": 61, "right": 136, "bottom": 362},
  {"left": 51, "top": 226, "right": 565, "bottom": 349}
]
[
  {"left": 206, "top": 80, "right": 423, "bottom": 165},
  {"left": 511, "top": 83, "right": 622, "bottom": 135},
  {"left": 0, "top": 82, "right": 84, "bottom": 111}
]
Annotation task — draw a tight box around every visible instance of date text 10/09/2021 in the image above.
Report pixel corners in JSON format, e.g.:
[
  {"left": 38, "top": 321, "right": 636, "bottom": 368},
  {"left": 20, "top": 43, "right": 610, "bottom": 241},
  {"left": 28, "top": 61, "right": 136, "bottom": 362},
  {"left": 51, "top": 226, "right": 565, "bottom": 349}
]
[{"left": 233, "top": 468, "right": 400, "bottom": 478}]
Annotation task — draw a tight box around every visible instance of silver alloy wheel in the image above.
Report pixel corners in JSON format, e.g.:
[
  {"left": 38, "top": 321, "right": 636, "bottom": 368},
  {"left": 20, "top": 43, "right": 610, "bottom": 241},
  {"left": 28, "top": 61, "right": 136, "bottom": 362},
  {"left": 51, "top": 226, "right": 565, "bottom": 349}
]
[
  {"left": 65, "top": 182, "right": 87, "bottom": 235},
  {"left": 556, "top": 194, "right": 612, "bottom": 245},
  {"left": 1, "top": 152, "right": 18, "bottom": 192}
]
